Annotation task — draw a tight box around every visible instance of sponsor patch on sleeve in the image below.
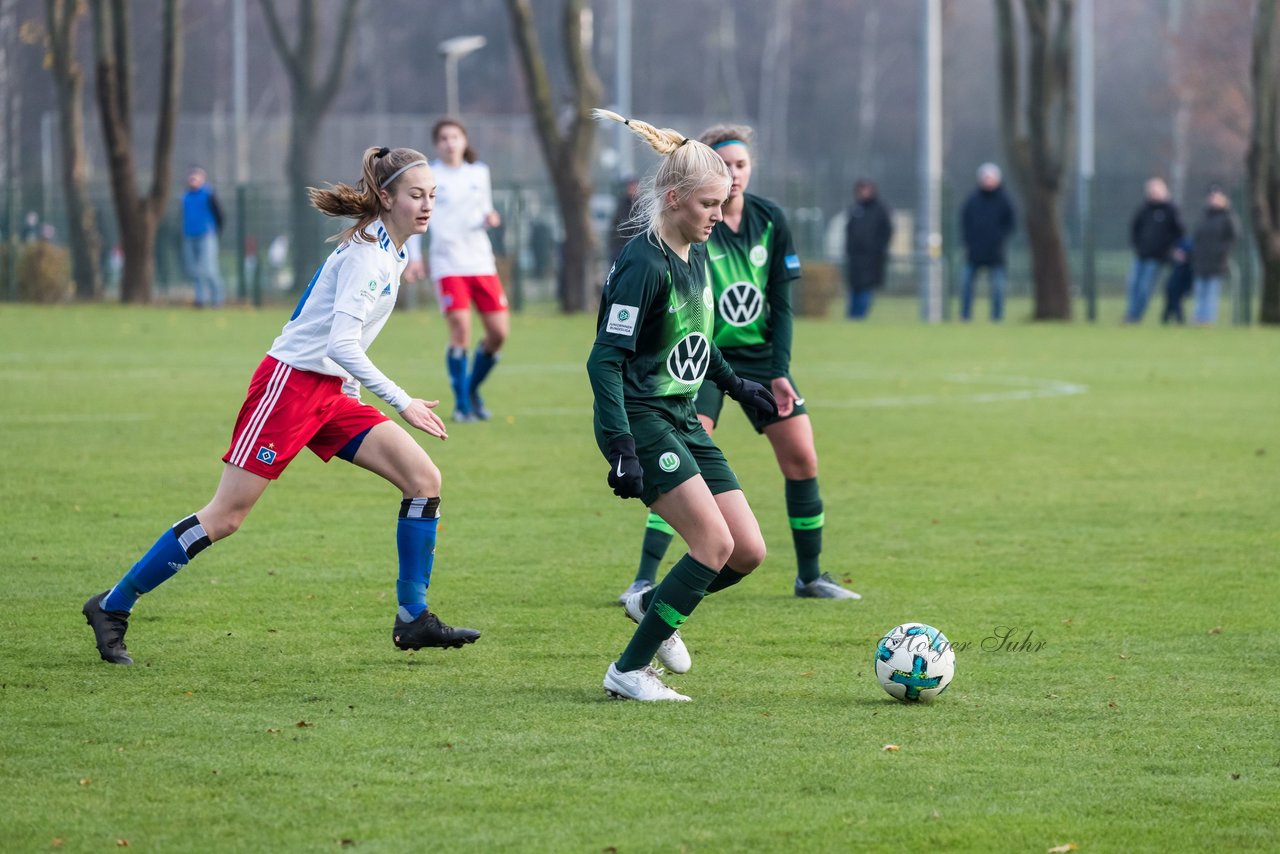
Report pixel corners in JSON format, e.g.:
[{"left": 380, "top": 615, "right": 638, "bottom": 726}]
[
  {"left": 606, "top": 304, "right": 640, "bottom": 336},
  {"left": 784, "top": 254, "right": 802, "bottom": 272}
]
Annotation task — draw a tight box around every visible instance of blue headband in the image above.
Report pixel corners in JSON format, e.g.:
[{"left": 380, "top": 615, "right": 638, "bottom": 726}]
[{"left": 712, "top": 139, "right": 748, "bottom": 150}]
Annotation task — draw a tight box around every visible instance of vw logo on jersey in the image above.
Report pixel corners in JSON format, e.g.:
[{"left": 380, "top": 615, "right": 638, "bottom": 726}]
[
  {"left": 667, "top": 332, "right": 711, "bottom": 384},
  {"left": 703, "top": 285, "right": 715, "bottom": 310},
  {"left": 719, "top": 282, "right": 764, "bottom": 327},
  {"left": 749, "top": 245, "right": 769, "bottom": 267}
]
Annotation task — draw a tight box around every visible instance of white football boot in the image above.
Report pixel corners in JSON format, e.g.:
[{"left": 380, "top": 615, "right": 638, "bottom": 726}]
[
  {"left": 624, "top": 589, "right": 692, "bottom": 673},
  {"left": 603, "top": 663, "right": 691, "bottom": 701},
  {"left": 616, "top": 579, "right": 654, "bottom": 606}
]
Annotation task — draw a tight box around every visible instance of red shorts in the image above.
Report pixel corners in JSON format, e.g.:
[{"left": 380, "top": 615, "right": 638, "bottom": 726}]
[
  {"left": 435, "top": 274, "right": 509, "bottom": 314},
  {"left": 222, "top": 356, "right": 389, "bottom": 479}
]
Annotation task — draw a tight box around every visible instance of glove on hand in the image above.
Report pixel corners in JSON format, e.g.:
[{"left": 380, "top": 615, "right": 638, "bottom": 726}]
[
  {"left": 606, "top": 435, "right": 645, "bottom": 499},
  {"left": 725, "top": 376, "right": 779, "bottom": 418}
]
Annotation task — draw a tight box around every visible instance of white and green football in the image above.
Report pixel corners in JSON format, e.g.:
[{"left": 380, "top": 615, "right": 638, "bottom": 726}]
[{"left": 874, "top": 622, "right": 956, "bottom": 702}]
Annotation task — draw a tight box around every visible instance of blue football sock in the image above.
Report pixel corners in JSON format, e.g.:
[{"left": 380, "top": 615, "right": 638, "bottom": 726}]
[
  {"left": 468, "top": 344, "right": 499, "bottom": 396},
  {"left": 103, "top": 515, "right": 212, "bottom": 612},
  {"left": 446, "top": 347, "right": 469, "bottom": 414},
  {"left": 396, "top": 497, "right": 440, "bottom": 621}
]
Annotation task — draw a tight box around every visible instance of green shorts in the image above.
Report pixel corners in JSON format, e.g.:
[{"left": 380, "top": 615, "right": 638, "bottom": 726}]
[
  {"left": 595, "top": 398, "right": 740, "bottom": 507},
  {"left": 695, "top": 363, "right": 809, "bottom": 434}
]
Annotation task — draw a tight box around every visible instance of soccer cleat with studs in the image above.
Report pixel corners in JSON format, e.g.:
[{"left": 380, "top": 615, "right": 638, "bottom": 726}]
[
  {"left": 393, "top": 609, "right": 481, "bottom": 650},
  {"left": 794, "top": 572, "right": 862, "bottom": 600},
  {"left": 83, "top": 591, "right": 133, "bottom": 665},
  {"left": 603, "top": 662, "right": 690, "bottom": 701},
  {"left": 624, "top": 588, "right": 692, "bottom": 673}
]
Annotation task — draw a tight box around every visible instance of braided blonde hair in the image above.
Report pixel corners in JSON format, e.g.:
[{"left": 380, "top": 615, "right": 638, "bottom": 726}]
[{"left": 594, "top": 109, "right": 729, "bottom": 242}]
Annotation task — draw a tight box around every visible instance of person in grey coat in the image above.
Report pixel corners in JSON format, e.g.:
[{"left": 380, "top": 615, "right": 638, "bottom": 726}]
[{"left": 1190, "top": 186, "right": 1237, "bottom": 326}]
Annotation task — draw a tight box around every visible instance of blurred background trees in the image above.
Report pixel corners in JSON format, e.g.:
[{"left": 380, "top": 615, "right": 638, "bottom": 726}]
[{"left": 0, "top": 0, "right": 1274, "bottom": 322}]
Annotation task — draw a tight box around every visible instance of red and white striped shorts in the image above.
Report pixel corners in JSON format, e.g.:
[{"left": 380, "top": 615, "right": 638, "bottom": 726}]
[{"left": 222, "top": 356, "right": 389, "bottom": 480}]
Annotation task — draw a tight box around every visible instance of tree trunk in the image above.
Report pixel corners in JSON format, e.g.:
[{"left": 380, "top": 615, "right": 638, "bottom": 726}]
[
  {"left": 1024, "top": 186, "right": 1071, "bottom": 319},
  {"left": 554, "top": 161, "right": 594, "bottom": 312},
  {"left": 287, "top": 104, "right": 321, "bottom": 291},
  {"left": 118, "top": 211, "right": 157, "bottom": 307},
  {"left": 1247, "top": 0, "right": 1280, "bottom": 324},
  {"left": 90, "top": 0, "right": 181, "bottom": 304},
  {"left": 259, "top": 0, "right": 362, "bottom": 292},
  {"left": 48, "top": 0, "right": 102, "bottom": 300},
  {"left": 506, "top": 0, "right": 602, "bottom": 313},
  {"left": 995, "top": 0, "right": 1074, "bottom": 321}
]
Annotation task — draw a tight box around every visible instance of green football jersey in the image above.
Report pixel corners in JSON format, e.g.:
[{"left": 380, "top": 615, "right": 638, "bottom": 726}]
[
  {"left": 705, "top": 193, "right": 801, "bottom": 375},
  {"left": 594, "top": 235, "right": 718, "bottom": 401}
]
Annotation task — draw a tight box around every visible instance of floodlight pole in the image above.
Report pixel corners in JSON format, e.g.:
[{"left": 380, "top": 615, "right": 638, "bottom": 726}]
[
  {"left": 917, "top": 0, "right": 943, "bottom": 323},
  {"left": 233, "top": 0, "right": 252, "bottom": 303},
  {"left": 615, "top": 0, "right": 634, "bottom": 180},
  {"left": 439, "top": 36, "right": 487, "bottom": 118}
]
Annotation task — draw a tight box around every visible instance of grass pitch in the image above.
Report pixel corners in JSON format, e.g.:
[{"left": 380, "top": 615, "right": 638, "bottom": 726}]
[{"left": 1, "top": 299, "right": 1277, "bottom": 852}]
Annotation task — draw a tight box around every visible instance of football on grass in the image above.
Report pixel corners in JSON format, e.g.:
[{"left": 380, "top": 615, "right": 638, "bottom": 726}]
[{"left": 874, "top": 622, "right": 956, "bottom": 702}]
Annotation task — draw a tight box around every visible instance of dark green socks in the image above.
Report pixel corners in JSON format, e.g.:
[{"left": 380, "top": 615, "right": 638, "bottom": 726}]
[
  {"left": 617, "top": 554, "right": 716, "bottom": 672},
  {"left": 786, "top": 477, "right": 824, "bottom": 583},
  {"left": 635, "top": 512, "right": 675, "bottom": 584}
]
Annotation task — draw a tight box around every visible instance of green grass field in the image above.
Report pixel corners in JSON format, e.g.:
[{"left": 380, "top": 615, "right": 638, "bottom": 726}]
[{"left": 1, "top": 298, "right": 1277, "bottom": 852}]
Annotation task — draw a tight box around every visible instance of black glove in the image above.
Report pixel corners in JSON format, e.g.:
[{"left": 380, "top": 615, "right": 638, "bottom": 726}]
[
  {"left": 606, "top": 435, "right": 645, "bottom": 499},
  {"left": 725, "top": 376, "right": 778, "bottom": 418}
]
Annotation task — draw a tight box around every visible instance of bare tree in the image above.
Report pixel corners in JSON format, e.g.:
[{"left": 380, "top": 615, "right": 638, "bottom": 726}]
[
  {"left": 995, "top": 0, "right": 1074, "bottom": 320},
  {"left": 46, "top": 0, "right": 102, "bottom": 299},
  {"left": 259, "top": 0, "right": 361, "bottom": 293},
  {"left": 1248, "top": 0, "right": 1280, "bottom": 325},
  {"left": 91, "top": 0, "right": 182, "bottom": 303},
  {"left": 506, "top": 0, "right": 602, "bottom": 313}
]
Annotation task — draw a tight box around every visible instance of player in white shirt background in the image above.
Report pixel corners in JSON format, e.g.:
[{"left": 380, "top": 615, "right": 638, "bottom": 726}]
[
  {"left": 405, "top": 118, "right": 510, "bottom": 422},
  {"left": 83, "top": 146, "right": 481, "bottom": 666}
]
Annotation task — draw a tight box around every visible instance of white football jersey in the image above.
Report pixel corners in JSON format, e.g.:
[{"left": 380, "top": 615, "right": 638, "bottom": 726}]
[
  {"left": 268, "top": 220, "right": 407, "bottom": 380},
  {"left": 426, "top": 159, "right": 497, "bottom": 278}
]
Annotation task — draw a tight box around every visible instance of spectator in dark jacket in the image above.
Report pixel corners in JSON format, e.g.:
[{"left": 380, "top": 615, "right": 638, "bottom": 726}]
[
  {"left": 959, "top": 163, "right": 1016, "bottom": 321},
  {"left": 1190, "top": 186, "right": 1237, "bottom": 326},
  {"left": 844, "top": 179, "right": 894, "bottom": 320},
  {"left": 1123, "top": 178, "right": 1183, "bottom": 324},
  {"left": 1160, "top": 237, "right": 1193, "bottom": 325}
]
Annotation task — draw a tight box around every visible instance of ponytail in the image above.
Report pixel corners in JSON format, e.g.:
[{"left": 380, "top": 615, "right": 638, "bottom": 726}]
[
  {"left": 308, "top": 146, "right": 428, "bottom": 244},
  {"left": 593, "top": 109, "right": 728, "bottom": 241}
]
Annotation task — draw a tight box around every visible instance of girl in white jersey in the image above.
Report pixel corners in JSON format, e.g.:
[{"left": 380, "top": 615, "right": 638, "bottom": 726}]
[
  {"left": 415, "top": 118, "right": 509, "bottom": 422},
  {"left": 83, "top": 146, "right": 481, "bottom": 665}
]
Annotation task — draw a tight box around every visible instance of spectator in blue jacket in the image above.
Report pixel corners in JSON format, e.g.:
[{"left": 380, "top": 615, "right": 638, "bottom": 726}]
[
  {"left": 959, "top": 163, "right": 1016, "bottom": 322},
  {"left": 1123, "top": 178, "right": 1184, "bottom": 324},
  {"left": 182, "top": 166, "right": 225, "bottom": 307}
]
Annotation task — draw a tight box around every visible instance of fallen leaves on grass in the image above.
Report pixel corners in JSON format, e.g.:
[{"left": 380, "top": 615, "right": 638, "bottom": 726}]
[
  {"left": 115, "top": 841, "right": 129, "bottom": 848},
  {"left": 78, "top": 778, "right": 91, "bottom": 786},
  {"left": 51, "top": 839, "right": 64, "bottom": 848},
  {"left": 1231, "top": 773, "right": 1241, "bottom": 780},
  {"left": 1208, "top": 626, "right": 1223, "bottom": 635},
  {"left": 1047, "top": 844, "right": 1077, "bottom": 854},
  {"left": 295, "top": 720, "right": 313, "bottom": 728},
  {"left": 265, "top": 728, "right": 280, "bottom": 735},
  {"left": 882, "top": 744, "right": 900, "bottom": 752}
]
